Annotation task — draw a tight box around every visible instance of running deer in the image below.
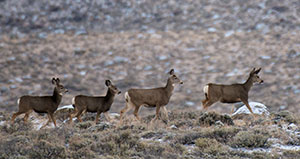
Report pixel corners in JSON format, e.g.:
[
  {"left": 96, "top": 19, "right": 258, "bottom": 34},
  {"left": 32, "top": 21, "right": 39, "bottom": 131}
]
[
  {"left": 11, "top": 78, "right": 68, "bottom": 128},
  {"left": 202, "top": 68, "right": 263, "bottom": 114},
  {"left": 119, "top": 69, "right": 183, "bottom": 123},
  {"left": 69, "top": 80, "right": 121, "bottom": 124}
]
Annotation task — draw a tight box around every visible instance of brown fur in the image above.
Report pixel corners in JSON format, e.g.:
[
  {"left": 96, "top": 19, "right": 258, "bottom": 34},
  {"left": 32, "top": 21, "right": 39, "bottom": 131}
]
[
  {"left": 69, "top": 80, "right": 121, "bottom": 124},
  {"left": 120, "top": 69, "right": 183, "bottom": 123},
  {"left": 11, "top": 78, "right": 68, "bottom": 128},
  {"left": 202, "top": 68, "right": 263, "bottom": 114}
]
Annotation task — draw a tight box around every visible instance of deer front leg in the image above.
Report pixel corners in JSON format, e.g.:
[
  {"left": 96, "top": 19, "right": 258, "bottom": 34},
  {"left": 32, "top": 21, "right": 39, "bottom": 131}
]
[
  {"left": 49, "top": 113, "right": 57, "bottom": 127},
  {"left": 241, "top": 100, "right": 254, "bottom": 114},
  {"left": 162, "top": 106, "right": 169, "bottom": 121},
  {"left": 151, "top": 105, "right": 161, "bottom": 123},
  {"left": 95, "top": 111, "right": 102, "bottom": 124}
]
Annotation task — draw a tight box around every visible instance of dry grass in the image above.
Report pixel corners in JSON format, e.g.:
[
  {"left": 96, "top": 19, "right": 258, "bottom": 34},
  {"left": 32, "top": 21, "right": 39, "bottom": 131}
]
[{"left": 0, "top": 110, "right": 299, "bottom": 159}]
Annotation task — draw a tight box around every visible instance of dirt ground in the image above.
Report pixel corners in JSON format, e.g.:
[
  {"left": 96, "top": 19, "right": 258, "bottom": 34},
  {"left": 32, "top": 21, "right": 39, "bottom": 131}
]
[{"left": 0, "top": 0, "right": 299, "bottom": 114}]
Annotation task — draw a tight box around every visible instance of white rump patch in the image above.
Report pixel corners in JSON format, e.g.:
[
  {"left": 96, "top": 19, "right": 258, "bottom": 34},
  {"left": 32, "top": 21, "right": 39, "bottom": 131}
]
[
  {"left": 125, "top": 92, "right": 130, "bottom": 101},
  {"left": 72, "top": 97, "right": 75, "bottom": 105},
  {"left": 203, "top": 85, "right": 209, "bottom": 95},
  {"left": 17, "top": 98, "right": 20, "bottom": 105}
]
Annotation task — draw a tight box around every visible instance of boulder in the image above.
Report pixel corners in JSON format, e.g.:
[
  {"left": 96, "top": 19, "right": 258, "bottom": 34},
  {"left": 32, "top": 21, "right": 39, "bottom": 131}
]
[{"left": 231, "top": 102, "right": 269, "bottom": 119}]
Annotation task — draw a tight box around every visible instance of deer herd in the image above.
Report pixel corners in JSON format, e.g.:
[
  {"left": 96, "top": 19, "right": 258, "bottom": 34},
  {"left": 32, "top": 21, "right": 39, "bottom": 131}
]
[{"left": 10, "top": 68, "right": 264, "bottom": 129}]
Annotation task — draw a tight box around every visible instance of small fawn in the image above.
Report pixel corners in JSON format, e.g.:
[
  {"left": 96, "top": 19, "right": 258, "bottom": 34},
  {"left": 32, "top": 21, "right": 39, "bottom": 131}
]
[
  {"left": 69, "top": 80, "right": 121, "bottom": 124},
  {"left": 202, "top": 68, "right": 263, "bottom": 114},
  {"left": 120, "top": 69, "right": 183, "bottom": 123},
  {"left": 11, "top": 78, "right": 68, "bottom": 128}
]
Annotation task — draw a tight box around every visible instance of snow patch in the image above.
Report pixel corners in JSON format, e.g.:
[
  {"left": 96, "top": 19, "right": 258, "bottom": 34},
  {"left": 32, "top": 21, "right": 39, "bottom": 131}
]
[
  {"left": 231, "top": 102, "right": 269, "bottom": 117},
  {"left": 57, "top": 105, "right": 74, "bottom": 111}
]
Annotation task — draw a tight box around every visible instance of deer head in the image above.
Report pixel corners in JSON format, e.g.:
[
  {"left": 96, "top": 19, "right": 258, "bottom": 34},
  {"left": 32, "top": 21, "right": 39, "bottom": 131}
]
[
  {"left": 168, "top": 69, "right": 184, "bottom": 86},
  {"left": 52, "top": 78, "right": 68, "bottom": 95},
  {"left": 105, "top": 80, "right": 121, "bottom": 95},
  {"left": 249, "top": 68, "right": 264, "bottom": 84}
]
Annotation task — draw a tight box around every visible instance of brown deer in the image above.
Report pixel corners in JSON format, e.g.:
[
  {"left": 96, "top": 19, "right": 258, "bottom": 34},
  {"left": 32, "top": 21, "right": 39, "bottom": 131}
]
[
  {"left": 202, "top": 68, "right": 263, "bottom": 114},
  {"left": 119, "top": 69, "right": 183, "bottom": 123},
  {"left": 11, "top": 78, "right": 68, "bottom": 128},
  {"left": 69, "top": 80, "right": 121, "bottom": 124}
]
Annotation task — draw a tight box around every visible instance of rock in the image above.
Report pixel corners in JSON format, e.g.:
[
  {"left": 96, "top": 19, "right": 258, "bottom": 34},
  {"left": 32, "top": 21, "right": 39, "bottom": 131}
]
[
  {"left": 170, "top": 124, "right": 178, "bottom": 130},
  {"left": 185, "top": 101, "right": 195, "bottom": 106},
  {"left": 231, "top": 102, "right": 270, "bottom": 119}
]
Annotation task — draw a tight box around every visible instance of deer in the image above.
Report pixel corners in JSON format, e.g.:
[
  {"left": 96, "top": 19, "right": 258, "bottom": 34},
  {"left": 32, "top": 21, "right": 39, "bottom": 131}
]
[
  {"left": 69, "top": 80, "right": 121, "bottom": 124},
  {"left": 202, "top": 68, "right": 264, "bottom": 115},
  {"left": 11, "top": 78, "right": 68, "bottom": 128},
  {"left": 119, "top": 69, "right": 183, "bottom": 124}
]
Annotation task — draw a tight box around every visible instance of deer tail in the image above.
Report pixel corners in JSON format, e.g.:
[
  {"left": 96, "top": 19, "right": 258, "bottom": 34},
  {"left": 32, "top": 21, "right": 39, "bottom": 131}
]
[
  {"left": 124, "top": 92, "right": 130, "bottom": 103},
  {"left": 203, "top": 85, "right": 209, "bottom": 99}
]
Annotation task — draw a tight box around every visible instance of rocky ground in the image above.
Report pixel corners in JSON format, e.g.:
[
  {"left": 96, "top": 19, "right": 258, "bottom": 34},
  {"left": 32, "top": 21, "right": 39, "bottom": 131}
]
[{"left": 0, "top": 0, "right": 300, "bottom": 158}]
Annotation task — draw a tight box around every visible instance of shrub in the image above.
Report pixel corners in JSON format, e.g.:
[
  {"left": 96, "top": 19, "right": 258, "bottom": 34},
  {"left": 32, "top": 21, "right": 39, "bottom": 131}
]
[
  {"left": 198, "top": 112, "right": 234, "bottom": 126},
  {"left": 195, "top": 138, "right": 228, "bottom": 155},
  {"left": 231, "top": 130, "right": 270, "bottom": 148},
  {"left": 28, "top": 140, "right": 66, "bottom": 159}
]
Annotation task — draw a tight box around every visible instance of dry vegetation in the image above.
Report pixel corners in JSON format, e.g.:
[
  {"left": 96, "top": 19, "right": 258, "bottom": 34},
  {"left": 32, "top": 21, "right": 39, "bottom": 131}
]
[{"left": 1, "top": 110, "right": 300, "bottom": 159}]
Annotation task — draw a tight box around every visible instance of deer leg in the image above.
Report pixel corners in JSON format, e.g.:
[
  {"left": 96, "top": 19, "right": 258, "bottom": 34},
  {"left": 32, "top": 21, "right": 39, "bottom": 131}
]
[
  {"left": 202, "top": 100, "right": 215, "bottom": 110},
  {"left": 68, "top": 107, "right": 78, "bottom": 123},
  {"left": 241, "top": 100, "right": 254, "bottom": 114},
  {"left": 23, "top": 110, "right": 33, "bottom": 123},
  {"left": 133, "top": 106, "right": 141, "bottom": 121},
  {"left": 41, "top": 114, "right": 52, "bottom": 129},
  {"left": 119, "top": 103, "right": 131, "bottom": 123},
  {"left": 75, "top": 108, "right": 85, "bottom": 122},
  {"left": 11, "top": 112, "right": 24, "bottom": 124},
  {"left": 162, "top": 106, "right": 169, "bottom": 121},
  {"left": 95, "top": 111, "right": 102, "bottom": 124},
  {"left": 104, "top": 112, "right": 111, "bottom": 122},
  {"left": 151, "top": 106, "right": 161, "bottom": 123},
  {"left": 49, "top": 113, "right": 57, "bottom": 127}
]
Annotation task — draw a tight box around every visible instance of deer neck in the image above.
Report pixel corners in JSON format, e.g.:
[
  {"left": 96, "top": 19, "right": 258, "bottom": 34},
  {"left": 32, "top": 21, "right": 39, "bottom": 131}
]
[
  {"left": 52, "top": 87, "right": 62, "bottom": 105},
  {"left": 164, "top": 78, "right": 174, "bottom": 98},
  {"left": 244, "top": 75, "right": 253, "bottom": 92},
  {"left": 105, "top": 88, "right": 115, "bottom": 102}
]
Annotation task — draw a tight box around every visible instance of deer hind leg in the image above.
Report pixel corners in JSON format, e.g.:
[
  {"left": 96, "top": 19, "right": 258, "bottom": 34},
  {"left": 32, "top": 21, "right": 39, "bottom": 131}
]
[
  {"left": 202, "top": 100, "right": 216, "bottom": 110},
  {"left": 68, "top": 106, "right": 77, "bottom": 123},
  {"left": 11, "top": 111, "right": 24, "bottom": 124},
  {"left": 23, "top": 110, "right": 33, "bottom": 123},
  {"left": 133, "top": 106, "right": 141, "bottom": 122},
  {"left": 75, "top": 108, "right": 85, "bottom": 122},
  {"left": 120, "top": 102, "right": 133, "bottom": 123}
]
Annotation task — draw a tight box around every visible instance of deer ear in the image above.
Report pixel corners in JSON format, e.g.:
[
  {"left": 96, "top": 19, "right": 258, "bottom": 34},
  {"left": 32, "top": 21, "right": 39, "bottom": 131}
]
[
  {"left": 169, "top": 69, "right": 175, "bottom": 75},
  {"left": 254, "top": 68, "right": 261, "bottom": 74},
  {"left": 105, "top": 80, "right": 111, "bottom": 86},
  {"left": 52, "top": 78, "right": 56, "bottom": 84},
  {"left": 250, "top": 68, "right": 256, "bottom": 74},
  {"left": 56, "top": 78, "right": 60, "bottom": 84}
]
